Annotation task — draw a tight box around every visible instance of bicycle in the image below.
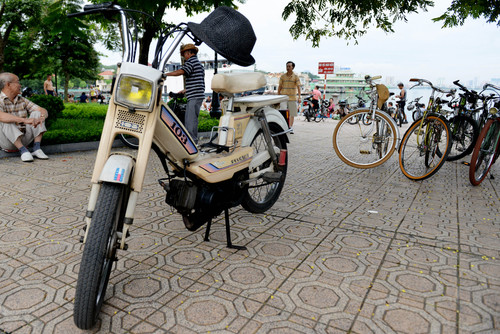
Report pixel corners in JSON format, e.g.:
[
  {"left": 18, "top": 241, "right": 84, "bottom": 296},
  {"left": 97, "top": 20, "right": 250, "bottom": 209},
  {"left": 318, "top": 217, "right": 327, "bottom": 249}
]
[
  {"left": 333, "top": 75, "right": 399, "bottom": 168},
  {"left": 314, "top": 99, "right": 330, "bottom": 122},
  {"left": 445, "top": 80, "right": 480, "bottom": 161},
  {"left": 469, "top": 83, "right": 500, "bottom": 186},
  {"left": 398, "top": 78, "right": 454, "bottom": 180},
  {"left": 407, "top": 96, "right": 425, "bottom": 121}
]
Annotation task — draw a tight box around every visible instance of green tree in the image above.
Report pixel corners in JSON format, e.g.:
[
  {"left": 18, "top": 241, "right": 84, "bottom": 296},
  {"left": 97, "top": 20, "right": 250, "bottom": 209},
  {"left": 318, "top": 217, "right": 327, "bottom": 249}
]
[
  {"left": 282, "top": 0, "right": 498, "bottom": 47},
  {"left": 433, "top": 0, "right": 500, "bottom": 27},
  {"left": 0, "top": 0, "right": 45, "bottom": 72},
  {"left": 41, "top": 0, "right": 100, "bottom": 101},
  {"left": 88, "top": 0, "right": 240, "bottom": 65}
]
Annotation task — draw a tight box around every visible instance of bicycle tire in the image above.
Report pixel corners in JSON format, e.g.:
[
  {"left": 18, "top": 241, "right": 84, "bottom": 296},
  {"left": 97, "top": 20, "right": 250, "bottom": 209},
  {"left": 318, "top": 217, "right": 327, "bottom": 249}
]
[
  {"left": 119, "top": 134, "right": 139, "bottom": 149},
  {"left": 469, "top": 120, "right": 499, "bottom": 186},
  {"left": 446, "top": 115, "right": 479, "bottom": 161},
  {"left": 74, "top": 183, "right": 129, "bottom": 329},
  {"left": 333, "top": 109, "right": 397, "bottom": 169},
  {"left": 314, "top": 114, "right": 322, "bottom": 123},
  {"left": 399, "top": 115, "right": 452, "bottom": 180}
]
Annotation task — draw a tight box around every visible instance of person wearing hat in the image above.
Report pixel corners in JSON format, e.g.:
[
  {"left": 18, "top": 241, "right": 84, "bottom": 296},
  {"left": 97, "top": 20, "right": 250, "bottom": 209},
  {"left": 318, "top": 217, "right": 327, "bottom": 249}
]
[
  {"left": 396, "top": 82, "right": 408, "bottom": 124},
  {"left": 165, "top": 43, "right": 205, "bottom": 142},
  {"left": 278, "top": 61, "right": 301, "bottom": 128}
]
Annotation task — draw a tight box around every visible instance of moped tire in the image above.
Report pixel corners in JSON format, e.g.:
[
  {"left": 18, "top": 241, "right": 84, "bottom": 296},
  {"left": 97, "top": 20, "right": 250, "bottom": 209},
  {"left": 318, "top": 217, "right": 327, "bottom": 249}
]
[
  {"left": 446, "top": 115, "right": 479, "bottom": 161},
  {"left": 119, "top": 134, "right": 139, "bottom": 149},
  {"left": 74, "top": 183, "right": 129, "bottom": 330},
  {"left": 242, "top": 124, "right": 287, "bottom": 213}
]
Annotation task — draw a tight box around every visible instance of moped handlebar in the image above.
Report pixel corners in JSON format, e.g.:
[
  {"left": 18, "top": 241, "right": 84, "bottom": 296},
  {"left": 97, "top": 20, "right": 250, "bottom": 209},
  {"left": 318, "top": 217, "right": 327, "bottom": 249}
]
[{"left": 67, "top": 2, "right": 116, "bottom": 17}]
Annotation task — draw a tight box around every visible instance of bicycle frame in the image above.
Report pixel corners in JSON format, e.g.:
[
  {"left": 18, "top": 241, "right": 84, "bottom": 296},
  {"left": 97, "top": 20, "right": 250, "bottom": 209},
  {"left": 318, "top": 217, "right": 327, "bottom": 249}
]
[{"left": 409, "top": 79, "right": 455, "bottom": 149}]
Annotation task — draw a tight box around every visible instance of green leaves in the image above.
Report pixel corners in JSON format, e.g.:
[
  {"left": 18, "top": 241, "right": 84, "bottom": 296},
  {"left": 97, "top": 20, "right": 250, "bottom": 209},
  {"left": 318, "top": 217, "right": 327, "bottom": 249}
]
[{"left": 283, "top": 0, "right": 434, "bottom": 46}]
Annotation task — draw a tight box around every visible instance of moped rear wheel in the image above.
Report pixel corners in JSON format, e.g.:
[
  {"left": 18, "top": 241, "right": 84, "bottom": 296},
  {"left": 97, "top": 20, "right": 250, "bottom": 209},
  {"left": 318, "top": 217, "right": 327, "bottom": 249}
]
[
  {"left": 74, "top": 183, "right": 128, "bottom": 330},
  {"left": 242, "top": 125, "right": 287, "bottom": 213},
  {"left": 332, "top": 109, "right": 397, "bottom": 169}
]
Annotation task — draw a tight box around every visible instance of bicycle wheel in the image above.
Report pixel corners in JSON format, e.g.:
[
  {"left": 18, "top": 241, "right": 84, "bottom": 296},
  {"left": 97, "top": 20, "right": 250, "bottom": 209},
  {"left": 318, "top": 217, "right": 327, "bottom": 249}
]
[
  {"left": 347, "top": 114, "right": 359, "bottom": 125},
  {"left": 314, "top": 113, "right": 322, "bottom": 123},
  {"left": 74, "top": 183, "right": 129, "bottom": 329},
  {"left": 362, "top": 113, "right": 373, "bottom": 125},
  {"left": 469, "top": 120, "right": 499, "bottom": 186},
  {"left": 119, "top": 134, "right": 139, "bottom": 149},
  {"left": 333, "top": 109, "right": 397, "bottom": 169},
  {"left": 399, "top": 115, "right": 452, "bottom": 180},
  {"left": 446, "top": 115, "right": 479, "bottom": 161}
]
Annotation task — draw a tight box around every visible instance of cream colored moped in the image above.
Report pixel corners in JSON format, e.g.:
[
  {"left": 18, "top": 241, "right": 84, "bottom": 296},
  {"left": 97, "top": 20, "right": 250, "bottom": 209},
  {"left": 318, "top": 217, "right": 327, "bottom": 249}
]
[{"left": 69, "top": 3, "right": 290, "bottom": 329}]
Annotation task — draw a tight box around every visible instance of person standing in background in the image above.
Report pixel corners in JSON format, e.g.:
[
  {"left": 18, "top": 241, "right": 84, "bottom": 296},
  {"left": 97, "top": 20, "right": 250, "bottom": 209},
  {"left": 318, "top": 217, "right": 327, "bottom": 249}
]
[
  {"left": 278, "top": 61, "right": 301, "bottom": 129},
  {"left": 44, "top": 74, "right": 54, "bottom": 96}
]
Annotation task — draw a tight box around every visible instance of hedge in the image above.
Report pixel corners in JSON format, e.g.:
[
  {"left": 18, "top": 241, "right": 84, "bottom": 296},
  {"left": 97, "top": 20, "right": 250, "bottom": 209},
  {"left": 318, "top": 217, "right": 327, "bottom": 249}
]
[{"left": 42, "top": 103, "right": 219, "bottom": 145}]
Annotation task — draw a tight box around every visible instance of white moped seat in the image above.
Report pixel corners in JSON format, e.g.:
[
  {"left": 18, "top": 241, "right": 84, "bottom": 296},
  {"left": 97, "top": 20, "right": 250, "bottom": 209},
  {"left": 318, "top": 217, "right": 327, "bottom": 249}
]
[
  {"left": 212, "top": 72, "right": 266, "bottom": 94},
  {"left": 233, "top": 95, "right": 288, "bottom": 108}
]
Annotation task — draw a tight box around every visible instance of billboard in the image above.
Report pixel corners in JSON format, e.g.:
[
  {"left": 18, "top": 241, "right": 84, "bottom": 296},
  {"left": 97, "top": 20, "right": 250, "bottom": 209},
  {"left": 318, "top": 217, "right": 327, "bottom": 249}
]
[{"left": 318, "top": 62, "right": 334, "bottom": 74}]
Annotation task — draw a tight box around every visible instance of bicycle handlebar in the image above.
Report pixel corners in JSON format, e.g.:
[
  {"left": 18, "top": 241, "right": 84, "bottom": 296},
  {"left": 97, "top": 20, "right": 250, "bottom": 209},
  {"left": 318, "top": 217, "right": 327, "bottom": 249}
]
[{"left": 409, "top": 78, "right": 455, "bottom": 95}]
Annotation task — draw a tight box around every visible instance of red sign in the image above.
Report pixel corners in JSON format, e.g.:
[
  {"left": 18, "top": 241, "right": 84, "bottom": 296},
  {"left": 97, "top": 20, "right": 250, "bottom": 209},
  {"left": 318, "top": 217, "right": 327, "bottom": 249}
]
[{"left": 318, "top": 62, "right": 334, "bottom": 74}]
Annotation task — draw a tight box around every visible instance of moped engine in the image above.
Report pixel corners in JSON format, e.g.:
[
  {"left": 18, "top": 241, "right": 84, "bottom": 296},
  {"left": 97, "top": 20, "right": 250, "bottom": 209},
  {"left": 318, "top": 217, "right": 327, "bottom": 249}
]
[{"left": 160, "top": 176, "right": 246, "bottom": 231}]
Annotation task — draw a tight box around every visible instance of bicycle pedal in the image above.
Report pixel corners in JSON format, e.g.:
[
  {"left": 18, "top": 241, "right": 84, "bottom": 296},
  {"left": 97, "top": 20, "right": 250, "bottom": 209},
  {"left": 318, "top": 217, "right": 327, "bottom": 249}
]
[{"left": 359, "top": 150, "right": 371, "bottom": 154}]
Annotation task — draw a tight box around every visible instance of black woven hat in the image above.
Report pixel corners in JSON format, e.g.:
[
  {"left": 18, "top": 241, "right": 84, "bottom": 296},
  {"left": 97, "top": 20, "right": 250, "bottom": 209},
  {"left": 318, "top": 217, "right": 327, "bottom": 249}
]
[{"left": 188, "top": 6, "right": 256, "bottom": 67}]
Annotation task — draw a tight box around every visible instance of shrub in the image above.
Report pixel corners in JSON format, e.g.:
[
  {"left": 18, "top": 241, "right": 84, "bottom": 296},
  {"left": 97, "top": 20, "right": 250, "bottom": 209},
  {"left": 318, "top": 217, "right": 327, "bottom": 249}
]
[
  {"left": 28, "top": 94, "right": 64, "bottom": 129},
  {"left": 42, "top": 118, "right": 104, "bottom": 145},
  {"left": 63, "top": 103, "right": 107, "bottom": 120}
]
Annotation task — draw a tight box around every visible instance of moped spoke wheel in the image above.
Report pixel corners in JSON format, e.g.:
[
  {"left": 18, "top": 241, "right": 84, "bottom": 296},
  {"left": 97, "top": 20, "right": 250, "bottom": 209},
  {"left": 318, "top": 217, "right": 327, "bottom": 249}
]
[
  {"left": 332, "top": 109, "right": 397, "bottom": 169},
  {"left": 446, "top": 115, "right": 479, "bottom": 161},
  {"left": 74, "top": 183, "right": 128, "bottom": 330},
  {"left": 399, "top": 115, "right": 451, "bottom": 180},
  {"left": 242, "top": 125, "right": 287, "bottom": 213},
  {"left": 469, "top": 120, "right": 498, "bottom": 186}
]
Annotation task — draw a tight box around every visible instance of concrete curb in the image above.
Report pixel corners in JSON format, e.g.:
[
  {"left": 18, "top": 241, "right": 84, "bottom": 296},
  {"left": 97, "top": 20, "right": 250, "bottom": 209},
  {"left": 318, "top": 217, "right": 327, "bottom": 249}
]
[{"left": 0, "top": 132, "right": 213, "bottom": 159}]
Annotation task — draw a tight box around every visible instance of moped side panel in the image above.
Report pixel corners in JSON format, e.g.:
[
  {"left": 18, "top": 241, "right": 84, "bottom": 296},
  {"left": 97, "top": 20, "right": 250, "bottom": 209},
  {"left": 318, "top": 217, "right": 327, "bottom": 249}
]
[
  {"left": 186, "top": 146, "right": 254, "bottom": 183},
  {"left": 154, "top": 103, "right": 199, "bottom": 162}
]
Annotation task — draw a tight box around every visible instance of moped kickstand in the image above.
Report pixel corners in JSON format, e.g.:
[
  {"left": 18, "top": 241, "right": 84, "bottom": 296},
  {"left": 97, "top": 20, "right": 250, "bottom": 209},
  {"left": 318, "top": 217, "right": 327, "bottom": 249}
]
[{"left": 204, "top": 208, "right": 247, "bottom": 250}]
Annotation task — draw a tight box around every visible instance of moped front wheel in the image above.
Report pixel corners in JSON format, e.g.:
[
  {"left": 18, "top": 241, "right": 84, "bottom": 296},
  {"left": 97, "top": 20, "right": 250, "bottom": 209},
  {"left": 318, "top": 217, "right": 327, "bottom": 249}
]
[
  {"left": 242, "top": 125, "right": 287, "bottom": 213},
  {"left": 119, "top": 134, "right": 139, "bottom": 149},
  {"left": 74, "top": 183, "right": 129, "bottom": 330}
]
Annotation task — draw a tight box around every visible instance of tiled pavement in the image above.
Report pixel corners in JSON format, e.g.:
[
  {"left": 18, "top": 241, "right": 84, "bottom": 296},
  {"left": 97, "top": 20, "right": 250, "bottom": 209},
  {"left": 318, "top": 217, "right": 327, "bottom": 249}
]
[{"left": 0, "top": 118, "right": 499, "bottom": 333}]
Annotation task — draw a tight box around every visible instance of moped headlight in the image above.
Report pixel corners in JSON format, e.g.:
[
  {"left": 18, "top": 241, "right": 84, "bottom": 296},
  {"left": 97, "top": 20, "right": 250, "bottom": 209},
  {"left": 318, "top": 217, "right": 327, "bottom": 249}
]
[
  {"left": 489, "top": 107, "right": 498, "bottom": 115},
  {"left": 115, "top": 75, "right": 153, "bottom": 110}
]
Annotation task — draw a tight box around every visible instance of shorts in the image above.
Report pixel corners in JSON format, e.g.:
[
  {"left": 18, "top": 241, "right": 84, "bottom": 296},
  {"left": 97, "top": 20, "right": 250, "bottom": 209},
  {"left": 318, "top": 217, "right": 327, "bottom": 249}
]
[{"left": 280, "top": 101, "right": 298, "bottom": 117}]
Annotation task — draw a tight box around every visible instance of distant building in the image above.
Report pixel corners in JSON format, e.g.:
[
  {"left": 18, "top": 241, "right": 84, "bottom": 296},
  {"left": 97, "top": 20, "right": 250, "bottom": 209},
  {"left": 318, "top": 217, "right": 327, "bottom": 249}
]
[{"left": 96, "top": 70, "right": 114, "bottom": 92}]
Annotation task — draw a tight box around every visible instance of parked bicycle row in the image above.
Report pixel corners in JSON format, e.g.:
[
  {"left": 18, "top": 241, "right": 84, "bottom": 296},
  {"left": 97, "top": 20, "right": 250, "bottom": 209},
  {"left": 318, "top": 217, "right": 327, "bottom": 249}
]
[{"left": 332, "top": 75, "right": 500, "bottom": 186}]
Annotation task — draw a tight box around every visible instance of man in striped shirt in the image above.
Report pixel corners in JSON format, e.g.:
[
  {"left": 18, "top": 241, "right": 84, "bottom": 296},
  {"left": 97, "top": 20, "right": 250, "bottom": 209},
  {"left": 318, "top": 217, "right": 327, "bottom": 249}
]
[
  {"left": 278, "top": 61, "right": 301, "bottom": 128},
  {"left": 166, "top": 44, "right": 205, "bottom": 142}
]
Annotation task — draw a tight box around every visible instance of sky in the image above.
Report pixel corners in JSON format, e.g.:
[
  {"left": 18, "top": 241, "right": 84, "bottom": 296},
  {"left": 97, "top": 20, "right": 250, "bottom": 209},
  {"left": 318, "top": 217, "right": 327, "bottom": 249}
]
[{"left": 98, "top": 0, "right": 500, "bottom": 86}]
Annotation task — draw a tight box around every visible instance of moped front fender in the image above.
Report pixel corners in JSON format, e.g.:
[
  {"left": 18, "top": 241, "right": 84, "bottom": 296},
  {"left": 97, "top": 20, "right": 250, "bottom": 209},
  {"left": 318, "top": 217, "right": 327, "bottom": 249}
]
[
  {"left": 241, "top": 107, "right": 290, "bottom": 147},
  {"left": 99, "top": 153, "right": 135, "bottom": 184}
]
